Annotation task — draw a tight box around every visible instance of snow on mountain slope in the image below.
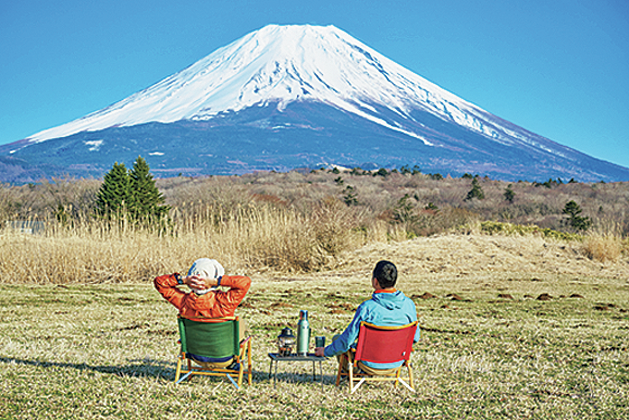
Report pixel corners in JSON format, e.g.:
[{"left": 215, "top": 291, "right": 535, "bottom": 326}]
[{"left": 22, "top": 24, "right": 526, "bottom": 151}]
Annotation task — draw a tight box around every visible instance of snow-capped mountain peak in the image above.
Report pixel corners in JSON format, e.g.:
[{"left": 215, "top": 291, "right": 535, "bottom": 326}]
[
  {"left": 7, "top": 24, "right": 629, "bottom": 184},
  {"left": 26, "top": 24, "right": 489, "bottom": 146}
]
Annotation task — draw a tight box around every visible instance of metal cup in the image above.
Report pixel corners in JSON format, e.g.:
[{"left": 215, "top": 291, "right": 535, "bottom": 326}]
[{"left": 315, "top": 336, "right": 325, "bottom": 348}]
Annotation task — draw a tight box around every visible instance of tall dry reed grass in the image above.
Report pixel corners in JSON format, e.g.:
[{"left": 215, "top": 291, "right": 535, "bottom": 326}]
[
  {"left": 0, "top": 197, "right": 391, "bottom": 283},
  {"left": 582, "top": 234, "right": 622, "bottom": 263},
  {"left": 2, "top": 171, "right": 629, "bottom": 283}
]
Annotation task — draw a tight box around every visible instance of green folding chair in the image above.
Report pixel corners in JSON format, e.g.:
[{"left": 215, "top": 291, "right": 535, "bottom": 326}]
[{"left": 174, "top": 316, "right": 253, "bottom": 389}]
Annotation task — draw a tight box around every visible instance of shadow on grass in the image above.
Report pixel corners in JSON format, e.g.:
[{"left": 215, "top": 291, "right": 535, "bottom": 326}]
[
  {"left": 0, "top": 356, "right": 178, "bottom": 380},
  {"left": 264, "top": 360, "right": 342, "bottom": 386},
  {"left": 0, "top": 356, "right": 298, "bottom": 385},
  {"left": 267, "top": 371, "right": 341, "bottom": 387}
]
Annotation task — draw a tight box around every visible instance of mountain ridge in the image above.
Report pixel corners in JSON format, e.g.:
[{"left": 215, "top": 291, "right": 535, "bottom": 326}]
[{"left": 3, "top": 24, "right": 628, "bottom": 183}]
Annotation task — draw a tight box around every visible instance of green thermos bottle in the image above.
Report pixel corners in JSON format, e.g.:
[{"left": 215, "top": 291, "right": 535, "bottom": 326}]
[{"left": 296, "top": 310, "right": 311, "bottom": 355}]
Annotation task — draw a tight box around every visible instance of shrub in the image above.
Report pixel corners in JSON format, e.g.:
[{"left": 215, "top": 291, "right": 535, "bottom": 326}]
[
  {"left": 392, "top": 194, "right": 416, "bottom": 225},
  {"left": 312, "top": 197, "right": 363, "bottom": 257},
  {"left": 582, "top": 234, "right": 621, "bottom": 262},
  {"left": 373, "top": 168, "right": 389, "bottom": 178},
  {"left": 400, "top": 165, "right": 421, "bottom": 175},
  {"left": 425, "top": 202, "right": 439, "bottom": 211}
]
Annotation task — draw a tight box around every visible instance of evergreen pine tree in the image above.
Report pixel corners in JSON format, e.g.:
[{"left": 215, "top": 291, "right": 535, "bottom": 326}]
[
  {"left": 465, "top": 178, "right": 485, "bottom": 201},
  {"left": 504, "top": 184, "right": 515, "bottom": 203},
  {"left": 562, "top": 200, "right": 591, "bottom": 231},
  {"left": 342, "top": 185, "right": 358, "bottom": 206},
  {"left": 95, "top": 162, "right": 130, "bottom": 219},
  {"left": 393, "top": 194, "right": 418, "bottom": 225},
  {"left": 128, "top": 156, "right": 169, "bottom": 222}
]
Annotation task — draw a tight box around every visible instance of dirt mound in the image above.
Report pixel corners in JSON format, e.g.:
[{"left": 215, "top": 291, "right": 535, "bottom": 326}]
[
  {"left": 413, "top": 292, "right": 437, "bottom": 299},
  {"left": 269, "top": 302, "right": 293, "bottom": 309},
  {"left": 326, "top": 303, "right": 354, "bottom": 312},
  {"left": 537, "top": 293, "right": 553, "bottom": 301},
  {"left": 446, "top": 293, "right": 468, "bottom": 301},
  {"left": 340, "top": 233, "right": 629, "bottom": 279},
  {"left": 594, "top": 303, "right": 616, "bottom": 311}
]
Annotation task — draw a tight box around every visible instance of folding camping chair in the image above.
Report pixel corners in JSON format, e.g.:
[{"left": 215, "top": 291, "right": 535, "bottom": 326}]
[
  {"left": 335, "top": 321, "right": 417, "bottom": 394},
  {"left": 174, "top": 316, "right": 253, "bottom": 389}
]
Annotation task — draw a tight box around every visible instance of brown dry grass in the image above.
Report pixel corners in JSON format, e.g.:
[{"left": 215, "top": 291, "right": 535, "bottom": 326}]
[
  {"left": 582, "top": 234, "right": 623, "bottom": 263},
  {"left": 2, "top": 172, "right": 629, "bottom": 284},
  {"left": 3, "top": 221, "right": 628, "bottom": 286}
]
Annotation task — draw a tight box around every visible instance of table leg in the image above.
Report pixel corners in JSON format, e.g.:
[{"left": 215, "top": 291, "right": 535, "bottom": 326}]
[
  {"left": 274, "top": 359, "right": 278, "bottom": 388},
  {"left": 319, "top": 361, "right": 323, "bottom": 390}
]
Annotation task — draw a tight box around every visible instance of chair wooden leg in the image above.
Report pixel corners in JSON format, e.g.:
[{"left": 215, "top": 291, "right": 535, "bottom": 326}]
[
  {"left": 174, "top": 353, "right": 183, "bottom": 383},
  {"left": 348, "top": 361, "right": 354, "bottom": 393},
  {"left": 394, "top": 367, "right": 401, "bottom": 388},
  {"left": 247, "top": 339, "right": 253, "bottom": 386},
  {"left": 407, "top": 361, "right": 415, "bottom": 392},
  {"left": 335, "top": 353, "right": 345, "bottom": 386},
  {"left": 237, "top": 359, "right": 244, "bottom": 389}
]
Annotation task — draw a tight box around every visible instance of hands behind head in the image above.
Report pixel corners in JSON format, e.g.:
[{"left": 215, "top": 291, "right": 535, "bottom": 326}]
[{"left": 183, "top": 275, "right": 215, "bottom": 290}]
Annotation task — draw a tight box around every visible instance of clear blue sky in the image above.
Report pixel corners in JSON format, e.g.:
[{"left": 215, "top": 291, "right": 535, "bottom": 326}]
[{"left": 1, "top": 0, "right": 628, "bottom": 168}]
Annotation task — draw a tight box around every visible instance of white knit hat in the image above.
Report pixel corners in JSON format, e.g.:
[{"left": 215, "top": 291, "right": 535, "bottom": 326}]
[{"left": 187, "top": 258, "right": 225, "bottom": 295}]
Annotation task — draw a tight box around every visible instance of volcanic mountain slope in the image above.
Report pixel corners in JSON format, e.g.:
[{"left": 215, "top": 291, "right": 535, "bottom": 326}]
[{"left": 2, "top": 24, "right": 628, "bottom": 183}]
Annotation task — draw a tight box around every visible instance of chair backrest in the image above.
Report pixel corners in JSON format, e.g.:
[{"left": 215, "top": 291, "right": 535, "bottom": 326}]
[
  {"left": 354, "top": 321, "right": 417, "bottom": 364},
  {"left": 178, "top": 316, "right": 240, "bottom": 359}
]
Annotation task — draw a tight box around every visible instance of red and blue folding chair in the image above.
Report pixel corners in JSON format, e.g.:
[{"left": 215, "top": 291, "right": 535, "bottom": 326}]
[{"left": 336, "top": 321, "right": 417, "bottom": 393}]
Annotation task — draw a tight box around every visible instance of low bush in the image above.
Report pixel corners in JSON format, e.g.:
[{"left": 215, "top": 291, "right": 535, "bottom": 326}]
[{"left": 582, "top": 234, "right": 622, "bottom": 263}]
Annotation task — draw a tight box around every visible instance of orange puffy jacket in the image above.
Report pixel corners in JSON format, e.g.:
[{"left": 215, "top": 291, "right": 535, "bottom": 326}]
[{"left": 154, "top": 273, "right": 251, "bottom": 320}]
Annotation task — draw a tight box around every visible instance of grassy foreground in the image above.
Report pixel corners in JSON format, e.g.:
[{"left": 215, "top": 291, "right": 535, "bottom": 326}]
[{"left": 1, "top": 237, "right": 628, "bottom": 420}]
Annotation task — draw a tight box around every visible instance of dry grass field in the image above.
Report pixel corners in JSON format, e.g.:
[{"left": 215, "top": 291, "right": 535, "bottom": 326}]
[{"left": 1, "top": 172, "right": 628, "bottom": 418}]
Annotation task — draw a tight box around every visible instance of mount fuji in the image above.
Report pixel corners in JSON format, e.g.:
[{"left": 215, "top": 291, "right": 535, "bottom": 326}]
[{"left": 2, "top": 24, "right": 628, "bottom": 183}]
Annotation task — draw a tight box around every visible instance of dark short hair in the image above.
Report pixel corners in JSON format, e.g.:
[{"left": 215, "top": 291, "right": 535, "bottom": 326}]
[{"left": 373, "top": 260, "right": 397, "bottom": 288}]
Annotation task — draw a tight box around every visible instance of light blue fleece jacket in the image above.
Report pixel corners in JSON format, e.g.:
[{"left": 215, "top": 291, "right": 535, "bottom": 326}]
[{"left": 324, "top": 290, "right": 420, "bottom": 369}]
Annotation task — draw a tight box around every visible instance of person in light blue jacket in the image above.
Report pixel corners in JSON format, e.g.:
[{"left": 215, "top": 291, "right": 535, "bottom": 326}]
[{"left": 315, "top": 260, "right": 419, "bottom": 370}]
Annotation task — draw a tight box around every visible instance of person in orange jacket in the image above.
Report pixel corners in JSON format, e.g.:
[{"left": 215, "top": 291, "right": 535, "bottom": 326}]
[
  {"left": 154, "top": 258, "right": 251, "bottom": 320},
  {"left": 154, "top": 258, "right": 251, "bottom": 368}
]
